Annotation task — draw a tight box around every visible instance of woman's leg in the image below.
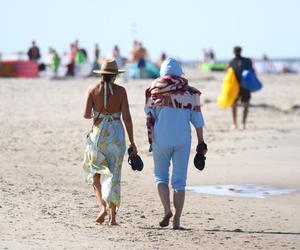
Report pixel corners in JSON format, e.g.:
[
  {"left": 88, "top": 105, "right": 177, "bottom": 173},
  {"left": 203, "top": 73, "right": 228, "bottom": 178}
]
[
  {"left": 153, "top": 143, "right": 173, "bottom": 227},
  {"left": 93, "top": 174, "right": 107, "bottom": 223},
  {"left": 173, "top": 190, "right": 185, "bottom": 229},
  {"left": 108, "top": 202, "right": 118, "bottom": 225},
  {"left": 171, "top": 143, "right": 191, "bottom": 229},
  {"left": 157, "top": 183, "right": 173, "bottom": 227}
]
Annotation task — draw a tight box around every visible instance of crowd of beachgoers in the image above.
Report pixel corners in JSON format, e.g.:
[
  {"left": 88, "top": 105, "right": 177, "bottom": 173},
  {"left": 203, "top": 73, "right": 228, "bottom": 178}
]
[
  {"left": 0, "top": 40, "right": 169, "bottom": 79},
  {"left": 1, "top": 40, "right": 299, "bottom": 79}
]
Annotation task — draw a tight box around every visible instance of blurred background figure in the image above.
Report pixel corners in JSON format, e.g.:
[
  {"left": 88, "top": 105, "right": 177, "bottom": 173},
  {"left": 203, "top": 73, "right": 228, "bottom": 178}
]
[
  {"left": 27, "top": 40, "right": 41, "bottom": 61},
  {"left": 47, "top": 47, "right": 61, "bottom": 77},
  {"left": 156, "top": 52, "right": 167, "bottom": 67},
  {"left": 201, "top": 48, "right": 215, "bottom": 63},
  {"left": 74, "top": 42, "right": 92, "bottom": 77},
  {"left": 66, "top": 43, "right": 77, "bottom": 76},
  {"left": 112, "top": 45, "right": 124, "bottom": 68},
  {"left": 76, "top": 46, "right": 88, "bottom": 64},
  {"left": 229, "top": 46, "right": 255, "bottom": 130},
  {"left": 202, "top": 48, "right": 209, "bottom": 63},
  {"left": 208, "top": 49, "right": 215, "bottom": 63},
  {"left": 93, "top": 43, "right": 101, "bottom": 70},
  {"left": 136, "top": 42, "right": 147, "bottom": 78},
  {"left": 130, "top": 40, "right": 140, "bottom": 62},
  {"left": 261, "top": 53, "right": 275, "bottom": 74}
]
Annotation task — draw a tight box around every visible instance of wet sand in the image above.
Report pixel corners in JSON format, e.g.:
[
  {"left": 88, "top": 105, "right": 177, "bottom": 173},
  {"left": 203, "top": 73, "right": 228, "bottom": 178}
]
[{"left": 1, "top": 69, "right": 300, "bottom": 249}]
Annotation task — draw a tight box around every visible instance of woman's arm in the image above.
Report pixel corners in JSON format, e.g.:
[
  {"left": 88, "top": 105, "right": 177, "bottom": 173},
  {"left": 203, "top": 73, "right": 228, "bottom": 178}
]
[
  {"left": 195, "top": 127, "right": 204, "bottom": 144},
  {"left": 121, "top": 88, "right": 137, "bottom": 155},
  {"left": 191, "top": 111, "right": 207, "bottom": 155},
  {"left": 195, "top": 128, "right": 207, "bottom": 155},
  {"left": 83, "top": 86, "right": 93, "bottom": 119}
]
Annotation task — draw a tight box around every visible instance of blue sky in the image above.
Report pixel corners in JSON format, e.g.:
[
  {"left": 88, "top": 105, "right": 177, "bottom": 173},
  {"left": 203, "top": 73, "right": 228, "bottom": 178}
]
[{"left": 1, "top": 0, "right": 299, "bottom": 60}]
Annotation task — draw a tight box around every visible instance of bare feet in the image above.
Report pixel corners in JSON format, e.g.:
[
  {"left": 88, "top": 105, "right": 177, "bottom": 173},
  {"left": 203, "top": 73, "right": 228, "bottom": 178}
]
[
  {"left": 231, "top": 124, "right": 238, "bottom": 130},
  {"left": 109, "top": 220, "right": 119, "bottom": 226},
  {"left": 159, "top": 211, "right": 173, "bottom": 227},
  {"left": 108, "top": 211, "right": 119, "bottom": 226},
  {"left": 96, "top": 208, "right": 107, "bottom": 224}
]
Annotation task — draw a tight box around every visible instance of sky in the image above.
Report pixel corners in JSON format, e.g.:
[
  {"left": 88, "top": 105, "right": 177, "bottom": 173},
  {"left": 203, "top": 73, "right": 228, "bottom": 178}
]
[{"left": 1, "top": 0, "right": 299, "bottom": 61}]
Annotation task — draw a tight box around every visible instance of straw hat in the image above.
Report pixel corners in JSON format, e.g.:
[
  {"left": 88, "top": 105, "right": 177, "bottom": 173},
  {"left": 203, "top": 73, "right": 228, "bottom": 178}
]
[{"left": 93, "top": 59, "right": 125, "bottom": 75}]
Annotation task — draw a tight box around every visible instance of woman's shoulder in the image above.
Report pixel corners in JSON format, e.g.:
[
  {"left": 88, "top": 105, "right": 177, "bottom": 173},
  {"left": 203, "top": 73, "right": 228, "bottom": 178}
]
[
  {"left": 86, "top": 83, "right": 100, "bottom": 95},
  {"left": 112, "top": 83, "right": 126, "bottom": 94}
]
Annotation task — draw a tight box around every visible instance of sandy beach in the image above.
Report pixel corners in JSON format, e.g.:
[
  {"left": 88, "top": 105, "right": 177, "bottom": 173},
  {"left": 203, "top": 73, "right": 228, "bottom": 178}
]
[{"left": 1, "top": 69, "right": 300, "bottom": 249}]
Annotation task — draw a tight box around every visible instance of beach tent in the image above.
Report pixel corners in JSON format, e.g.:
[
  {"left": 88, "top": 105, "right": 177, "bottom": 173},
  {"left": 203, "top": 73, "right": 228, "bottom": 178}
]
[{"left": 127, "top": 61, "right": 160, "bottom": 79}]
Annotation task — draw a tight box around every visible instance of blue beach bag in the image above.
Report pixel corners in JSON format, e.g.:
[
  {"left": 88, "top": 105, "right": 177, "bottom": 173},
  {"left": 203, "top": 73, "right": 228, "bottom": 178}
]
[{"left": 241, "top": 70, "right": 263, "bottom": 92}]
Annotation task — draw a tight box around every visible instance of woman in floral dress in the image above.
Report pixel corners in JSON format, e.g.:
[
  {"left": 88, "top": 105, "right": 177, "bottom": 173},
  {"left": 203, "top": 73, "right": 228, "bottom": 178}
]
[{"left": 83, "top": 59, "right": 137, "bottom": 225}]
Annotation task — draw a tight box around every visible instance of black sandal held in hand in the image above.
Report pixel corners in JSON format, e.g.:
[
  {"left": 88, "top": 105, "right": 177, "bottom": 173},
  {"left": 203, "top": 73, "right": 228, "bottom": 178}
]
[
  {"left": 194, "top": 142, "right": 207, "bottom": 171},
  {"left": 128, "top": 147, "right": 144, "bottom": 171}
]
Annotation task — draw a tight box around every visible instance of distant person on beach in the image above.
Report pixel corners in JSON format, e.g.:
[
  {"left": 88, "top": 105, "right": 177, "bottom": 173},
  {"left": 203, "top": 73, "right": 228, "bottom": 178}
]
[
  {"left": 27, "top": 40, "right": 41, "bottom": 61},
  {"left": 208, "top": 49, "right": 215, "bottom": 62},
  {"left": 92, "top": 43, "right": 101, "bottom": 71},
  {"left": 94, "top": 43, "right": 100, "bottom": 61},
  {"left": 229, "top": 46, "right": 255, "bottom": 129},
  {"left": 47, "top": 47, "right": 60, "bottom": 75},
  {"left": 112, "top": 45, "right": 124, "bottom": 68},
  {"left": 156, "top": 52, "right": 167, "bottom": 67},
  {"left": 137, "top": 43, "right": 147, "bottom": 78},
  {"left": 130, "top": 40, "right": 139, "bottom": 62},
  {"left": 145, "top": 57, "right": 207, "bottom": 229},
  {"left": 66, "top": 43, "right": 77, "bottom": 76},
  {"left": 83, "top": 59, "right": 137, "bottom": 225}
]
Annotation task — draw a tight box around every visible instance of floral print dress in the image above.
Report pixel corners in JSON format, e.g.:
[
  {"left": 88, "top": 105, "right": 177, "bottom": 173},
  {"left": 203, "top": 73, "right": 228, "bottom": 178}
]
[{"left": 83, "top": 112, "right": 126, "bottom": 209}]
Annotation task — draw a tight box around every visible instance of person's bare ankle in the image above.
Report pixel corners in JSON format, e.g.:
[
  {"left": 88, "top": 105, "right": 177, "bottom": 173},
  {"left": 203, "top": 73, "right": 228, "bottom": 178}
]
[
  {"left": 96, "top": 207, "right": 107, "bottom": 224},
  {"left": 159, "top": 211, "right": 173, "bottom": 227},
  {"left": 165, "top": 210, "right": 172, "bottom": 217},
  {"left": 172, "top": 215, "right": 180, "bottom": 229},
  {"left": 231, "top": 124, "right": 238, "bottom": 130},
  {"left": 109, "top": 219, "right": 118, "bottom": 226}
]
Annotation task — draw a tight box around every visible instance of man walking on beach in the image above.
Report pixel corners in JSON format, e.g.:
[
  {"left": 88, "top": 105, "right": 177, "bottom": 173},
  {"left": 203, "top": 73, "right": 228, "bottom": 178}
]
[{"left": 229, "top": 46, "right": 254, "bottom": 129}]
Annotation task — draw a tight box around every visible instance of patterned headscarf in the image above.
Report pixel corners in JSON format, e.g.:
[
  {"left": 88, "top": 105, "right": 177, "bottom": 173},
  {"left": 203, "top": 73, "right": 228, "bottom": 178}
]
[
  {"left": 145, "top": 75, "right": 201, "bottom": 111},
  {"left": 145, "top": 75, "right": 201, "bottom": 150}
]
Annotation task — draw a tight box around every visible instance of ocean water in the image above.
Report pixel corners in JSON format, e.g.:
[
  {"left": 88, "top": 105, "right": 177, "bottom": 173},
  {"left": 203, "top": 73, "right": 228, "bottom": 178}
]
[
  {"left": 183, "top": 58, "right": 300, "bottom": 74},
  {"left": 186, "top": 184, "right": 296, "bottom": 199}
]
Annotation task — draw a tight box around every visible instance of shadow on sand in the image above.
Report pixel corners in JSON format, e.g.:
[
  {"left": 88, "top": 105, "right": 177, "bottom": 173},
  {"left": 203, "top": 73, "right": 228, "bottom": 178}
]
[
  {"left": 138, "top": 226, "right": 192, "bottom": 231},
  {"left": 250, "top": 103, "right": 300, "bottom": 113}
]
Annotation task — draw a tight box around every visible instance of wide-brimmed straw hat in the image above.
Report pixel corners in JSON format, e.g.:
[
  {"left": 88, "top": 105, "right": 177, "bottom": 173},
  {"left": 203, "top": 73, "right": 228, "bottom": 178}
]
[{"left": 93, "top": 59, "right": 125, "bottom": 75}]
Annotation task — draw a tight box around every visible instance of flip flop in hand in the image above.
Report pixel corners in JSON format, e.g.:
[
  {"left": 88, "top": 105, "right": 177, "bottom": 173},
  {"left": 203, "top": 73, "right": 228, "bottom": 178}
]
[
  {"left": 194, "top": 142, "right": 207, "bottom": 171},
  {"left": 128, "top": 147, "right": 144, "bottom": 171}
]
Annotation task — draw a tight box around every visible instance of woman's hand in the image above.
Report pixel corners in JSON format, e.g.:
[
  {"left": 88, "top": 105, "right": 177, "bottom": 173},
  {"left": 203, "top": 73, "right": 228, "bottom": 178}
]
[
  {"left": 196, "top": 141, "right": 208, "bottom": 155},
  {"left": 129, "top": 143, "right": 138, "bottom": 156}
]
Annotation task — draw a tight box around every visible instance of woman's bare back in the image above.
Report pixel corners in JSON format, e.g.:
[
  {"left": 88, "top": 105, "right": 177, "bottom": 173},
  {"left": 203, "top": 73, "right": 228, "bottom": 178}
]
[{"left": 89, "top": 82, "right": 126, "bottom": 114}]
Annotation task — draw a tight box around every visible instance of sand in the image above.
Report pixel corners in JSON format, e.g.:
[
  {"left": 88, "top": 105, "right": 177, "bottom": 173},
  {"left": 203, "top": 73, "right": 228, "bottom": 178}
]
[{"left": 0, "top": 69, "right": 300, "bottom": 249}]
